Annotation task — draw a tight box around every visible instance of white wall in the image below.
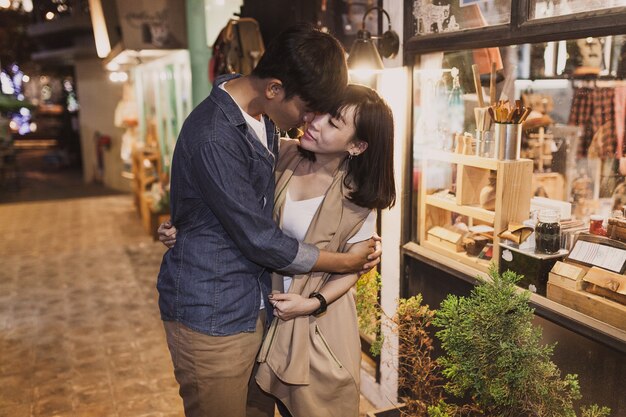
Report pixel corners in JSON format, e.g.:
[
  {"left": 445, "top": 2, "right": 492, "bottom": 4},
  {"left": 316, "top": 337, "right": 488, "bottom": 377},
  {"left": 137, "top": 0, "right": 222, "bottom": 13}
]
[
  {"left": 359, "top": 1, "right": 408, "bottom": 409},
  {"left": 74, "top": 58, "right": 130, "bottom": 192}
]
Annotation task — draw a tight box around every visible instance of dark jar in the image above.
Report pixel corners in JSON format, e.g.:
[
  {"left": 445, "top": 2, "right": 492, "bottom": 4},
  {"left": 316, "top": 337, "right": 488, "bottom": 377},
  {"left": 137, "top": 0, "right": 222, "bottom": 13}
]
[{"left": 535, "top": 210, "right": 561, "bottom": 254}]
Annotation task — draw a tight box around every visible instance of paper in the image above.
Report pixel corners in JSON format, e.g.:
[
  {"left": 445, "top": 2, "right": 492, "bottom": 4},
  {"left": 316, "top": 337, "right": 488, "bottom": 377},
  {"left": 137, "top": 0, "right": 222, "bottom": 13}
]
[{"left": 568, "top": 240, "right": 626, "bottom": 273}]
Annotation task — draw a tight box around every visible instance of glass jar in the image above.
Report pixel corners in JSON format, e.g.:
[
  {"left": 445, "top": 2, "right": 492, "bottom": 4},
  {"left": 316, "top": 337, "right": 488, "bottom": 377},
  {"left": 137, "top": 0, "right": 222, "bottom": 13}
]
[
  {"left": 535, "top": 209, "right": 561, "bottom": 254},
  {"left": 589, "top": 215, "right": 606, "bottom": 236}
]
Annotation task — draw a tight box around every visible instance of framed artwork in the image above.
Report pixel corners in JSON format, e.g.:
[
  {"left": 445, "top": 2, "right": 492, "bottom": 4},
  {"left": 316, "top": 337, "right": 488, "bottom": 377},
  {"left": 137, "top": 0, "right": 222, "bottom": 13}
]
[{"left": 408, "top": 0, "right": 510, "bottom": 37}]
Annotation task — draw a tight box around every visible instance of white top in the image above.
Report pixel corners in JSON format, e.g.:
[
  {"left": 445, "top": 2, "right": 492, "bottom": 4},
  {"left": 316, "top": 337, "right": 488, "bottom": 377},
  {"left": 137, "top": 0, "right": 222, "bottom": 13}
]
[
  {"left": 282, "top": 190, "right": 376, "bottom": 291},
  {"left": 219, "top": 82, "right": 268, "bottom": 149}
]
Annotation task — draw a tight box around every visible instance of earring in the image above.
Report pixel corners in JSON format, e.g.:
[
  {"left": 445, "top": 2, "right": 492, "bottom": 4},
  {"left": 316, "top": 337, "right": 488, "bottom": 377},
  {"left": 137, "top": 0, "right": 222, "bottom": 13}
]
[{"left": 348, "top": 152, "right": 357, "bottom": 160}]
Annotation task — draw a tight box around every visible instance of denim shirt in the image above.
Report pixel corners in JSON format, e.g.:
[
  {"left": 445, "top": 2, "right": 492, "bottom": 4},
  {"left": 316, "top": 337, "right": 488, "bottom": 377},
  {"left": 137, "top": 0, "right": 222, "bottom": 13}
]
[{"left": 157, "top": 74, "right": 320, "bottom": 336}]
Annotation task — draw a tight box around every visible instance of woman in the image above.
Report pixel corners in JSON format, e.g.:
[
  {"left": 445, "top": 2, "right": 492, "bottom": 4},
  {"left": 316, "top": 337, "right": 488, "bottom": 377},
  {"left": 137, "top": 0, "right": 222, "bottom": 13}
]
[{"left": 159, "top": 84, "right": 395, "bottom": 417}]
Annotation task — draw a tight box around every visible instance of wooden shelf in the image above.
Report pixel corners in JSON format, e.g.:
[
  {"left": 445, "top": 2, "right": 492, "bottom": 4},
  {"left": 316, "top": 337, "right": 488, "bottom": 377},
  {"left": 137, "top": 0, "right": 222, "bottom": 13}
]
[
  {"left": 425, "top": 150, "right": 499, "bottom": 170},
  {"left": 422, "top": 240, "right": 490, "bottom": 274},
  {"left": 419, "top": 150, "right": 533, "bottom": 275},
  {"left": 131, "top": 147, "right": 169, "bottom": 239},
  {"left": 425, "top": 195, "right": 495, "bottom": 223}
]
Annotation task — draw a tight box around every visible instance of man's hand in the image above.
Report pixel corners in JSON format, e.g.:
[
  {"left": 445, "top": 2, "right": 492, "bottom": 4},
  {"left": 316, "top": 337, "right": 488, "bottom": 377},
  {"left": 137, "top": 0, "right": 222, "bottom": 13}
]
[
  {"left": 360, "top": 233, "right": 382, "bottom": 275},
  {"left": 158, "top": 220, "right": 178, "bottom": 249},
  {"left": 268, "top": 293, "right": 319, "bottom": 321},
  {"left": 347, "top": 233, "right": 382, "bottom": 275}
]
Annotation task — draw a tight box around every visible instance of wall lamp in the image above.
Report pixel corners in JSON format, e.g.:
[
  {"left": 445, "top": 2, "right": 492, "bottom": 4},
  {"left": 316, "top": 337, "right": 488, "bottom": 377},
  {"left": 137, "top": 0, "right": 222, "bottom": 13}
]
[{"left": 347, "top": 7, "right": 400, "bottom": 71}]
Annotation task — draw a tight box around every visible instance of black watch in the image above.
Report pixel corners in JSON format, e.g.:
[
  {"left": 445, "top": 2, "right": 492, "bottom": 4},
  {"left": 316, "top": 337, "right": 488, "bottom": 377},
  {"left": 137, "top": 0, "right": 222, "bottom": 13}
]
[{"left": 309, "top": 292, "right": 327, "bottom": 316}]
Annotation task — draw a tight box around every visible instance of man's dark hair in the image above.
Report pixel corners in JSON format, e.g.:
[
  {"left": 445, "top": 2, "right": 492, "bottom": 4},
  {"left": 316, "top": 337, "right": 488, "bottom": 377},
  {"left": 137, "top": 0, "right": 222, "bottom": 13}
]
[{"left": 252, "top": 24, "right": 348, "bottom": 115}]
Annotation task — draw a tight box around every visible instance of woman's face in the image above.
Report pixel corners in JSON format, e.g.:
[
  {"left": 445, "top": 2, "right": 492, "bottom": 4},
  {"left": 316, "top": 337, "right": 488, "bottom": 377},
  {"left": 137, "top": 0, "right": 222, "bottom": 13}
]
[{"left": 299, "top": 105, "right": 363, "bottom": 157}]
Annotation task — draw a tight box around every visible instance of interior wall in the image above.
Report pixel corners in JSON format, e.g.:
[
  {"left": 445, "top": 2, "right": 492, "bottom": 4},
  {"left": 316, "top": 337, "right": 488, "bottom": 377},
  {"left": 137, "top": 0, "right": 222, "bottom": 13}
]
[
  {"left": 359, "top": 0, "right": 407, "bottom": 409},
  {"left": 74, "top": 58, "right": 129, "bottom": 192}
]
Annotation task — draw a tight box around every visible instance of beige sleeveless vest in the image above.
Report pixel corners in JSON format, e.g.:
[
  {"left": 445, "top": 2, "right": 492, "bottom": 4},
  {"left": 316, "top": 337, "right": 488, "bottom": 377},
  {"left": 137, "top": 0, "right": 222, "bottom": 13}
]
[{"left": 255, "top": 140, "right": 370, "bottom": 417}]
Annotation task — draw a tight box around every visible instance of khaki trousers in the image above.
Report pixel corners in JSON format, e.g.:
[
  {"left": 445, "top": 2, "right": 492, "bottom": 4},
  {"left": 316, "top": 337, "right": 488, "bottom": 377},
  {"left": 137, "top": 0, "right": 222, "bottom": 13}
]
[{"left": 163, "top": 312, "right": 275, "bottom": 417}]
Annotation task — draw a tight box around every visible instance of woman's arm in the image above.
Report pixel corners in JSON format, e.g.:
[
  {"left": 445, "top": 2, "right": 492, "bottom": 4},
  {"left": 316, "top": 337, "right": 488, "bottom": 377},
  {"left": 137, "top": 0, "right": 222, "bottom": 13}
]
[{"left": 269, "top": 271, "right": 359, "bottom": 321}]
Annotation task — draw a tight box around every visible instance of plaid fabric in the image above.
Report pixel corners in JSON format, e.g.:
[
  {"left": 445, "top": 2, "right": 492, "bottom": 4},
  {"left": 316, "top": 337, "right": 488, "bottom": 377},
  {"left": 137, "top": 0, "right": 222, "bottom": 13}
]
[
  {"left": 615, "top": 86, "right": 626, "bottom": 157},
  {"left": 568, "top": 87, "right": 617, "bottom": 158}
]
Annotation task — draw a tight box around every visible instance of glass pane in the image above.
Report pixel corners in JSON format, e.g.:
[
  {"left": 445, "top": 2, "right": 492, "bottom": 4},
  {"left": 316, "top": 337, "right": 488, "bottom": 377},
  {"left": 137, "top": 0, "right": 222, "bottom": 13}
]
[
  {"left": 531, "top": 0, "right": 626, "bottom": 20},
  {"left": 410, "top": 0, "right": 511, "bottom": 37},
  {"left": 410, "top": 34, "right": 626, "bottom": 325}
]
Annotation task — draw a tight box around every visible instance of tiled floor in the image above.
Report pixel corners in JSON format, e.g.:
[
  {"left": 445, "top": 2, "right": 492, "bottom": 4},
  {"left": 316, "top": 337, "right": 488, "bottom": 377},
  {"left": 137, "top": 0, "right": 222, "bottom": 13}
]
[
  {"left": 0, "top": 192, "right": 376, "bottom": 416},
  {"left": 0, "top": 195, "right": 182, "bottom": 417}
]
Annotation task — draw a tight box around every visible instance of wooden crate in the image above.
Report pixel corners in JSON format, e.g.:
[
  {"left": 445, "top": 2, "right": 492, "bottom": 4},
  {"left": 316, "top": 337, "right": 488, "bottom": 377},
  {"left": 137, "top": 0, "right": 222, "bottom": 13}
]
[
  {"left": 583, "top": 267, "right": 626, "bottom": 305},
  {"left": 547, "top": 283, "right": 626, "bottom": 332}
]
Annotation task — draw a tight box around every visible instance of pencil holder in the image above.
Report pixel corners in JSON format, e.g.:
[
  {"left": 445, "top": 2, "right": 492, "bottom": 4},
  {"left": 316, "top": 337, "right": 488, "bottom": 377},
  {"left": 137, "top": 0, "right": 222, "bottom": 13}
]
[{"left": 494, "top": 123, "right": 521, "bottom": 160}]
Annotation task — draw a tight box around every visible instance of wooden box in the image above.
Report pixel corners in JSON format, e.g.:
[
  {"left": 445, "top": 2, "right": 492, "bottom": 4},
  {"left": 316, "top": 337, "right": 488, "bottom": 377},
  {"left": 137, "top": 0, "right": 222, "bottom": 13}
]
[
  {"left": 547, "top": 282, "right": 626, "bottom": 332},
  {"left": 607, "top": 217, "right": 626, "bottom": 243},
  {"left": 427, "top": 226, "right": 464, "bottom": 252},
  {"left": 548, "top": 261, "right": 586, "bottom": 291},
  {"left": 583, "top": 267, "right": 626, "bottom": 305},
  {"left": 456, "top": 165, "right": 490, "bottom": 206}
]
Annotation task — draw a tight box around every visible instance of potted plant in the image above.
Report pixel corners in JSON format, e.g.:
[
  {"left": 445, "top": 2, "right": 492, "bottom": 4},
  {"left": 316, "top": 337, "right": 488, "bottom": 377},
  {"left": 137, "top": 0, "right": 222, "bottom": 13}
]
[
  {"left": 365, "top": 292, "right": 443, "bottom": 417},
  {"left": 365, "top": 267, "right": 611, "bottom": 417},
  {"left": 430, "top": 266, "right": 611, "bottom": 417}
]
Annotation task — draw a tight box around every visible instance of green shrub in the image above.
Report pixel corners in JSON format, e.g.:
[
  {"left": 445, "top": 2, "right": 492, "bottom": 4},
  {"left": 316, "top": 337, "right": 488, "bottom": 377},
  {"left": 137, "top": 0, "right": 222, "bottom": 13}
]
[{"left": 431, "top": 266, "right": 611, "bottom": 417}]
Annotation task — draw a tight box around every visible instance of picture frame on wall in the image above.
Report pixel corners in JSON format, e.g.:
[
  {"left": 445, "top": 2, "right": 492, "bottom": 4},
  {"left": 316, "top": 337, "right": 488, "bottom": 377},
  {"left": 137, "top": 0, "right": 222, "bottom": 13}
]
[{"left": 405, "top": 0, "right": 511, "bottom": 39}]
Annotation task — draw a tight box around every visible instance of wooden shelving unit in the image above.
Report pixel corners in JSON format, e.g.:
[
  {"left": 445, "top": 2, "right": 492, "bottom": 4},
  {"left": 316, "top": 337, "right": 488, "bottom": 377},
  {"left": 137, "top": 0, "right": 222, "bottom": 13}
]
[
  {"left": 131, "top": 147, "right": 169, "bottom": 239},
  {"left": 419, "top": 151, "right": 533, "bottom": 274}
]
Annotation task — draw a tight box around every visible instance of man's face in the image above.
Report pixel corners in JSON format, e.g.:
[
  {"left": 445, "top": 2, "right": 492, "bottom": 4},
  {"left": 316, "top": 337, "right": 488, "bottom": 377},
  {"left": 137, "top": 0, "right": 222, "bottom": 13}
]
[{"left": 265, "top": 93, "right": 315, "bottom": 131}]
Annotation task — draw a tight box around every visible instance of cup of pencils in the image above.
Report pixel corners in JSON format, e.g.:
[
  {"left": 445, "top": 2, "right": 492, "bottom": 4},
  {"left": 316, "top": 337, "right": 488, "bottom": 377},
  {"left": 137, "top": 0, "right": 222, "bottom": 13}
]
[{"left": 490, "top": 100, "right": 531, "bottom": 161}]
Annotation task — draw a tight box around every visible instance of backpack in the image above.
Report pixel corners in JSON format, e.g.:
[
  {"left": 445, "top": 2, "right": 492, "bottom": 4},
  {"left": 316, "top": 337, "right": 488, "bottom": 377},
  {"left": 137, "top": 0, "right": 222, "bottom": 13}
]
[{"left": 209, "top": 18, "right": 265, "bottom": 83}]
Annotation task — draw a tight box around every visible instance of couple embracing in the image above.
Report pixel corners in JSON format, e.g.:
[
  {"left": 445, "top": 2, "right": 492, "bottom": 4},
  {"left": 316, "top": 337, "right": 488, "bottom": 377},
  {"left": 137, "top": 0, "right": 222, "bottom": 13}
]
[{"left": 157, "top": 23, "right": 395, "bottom": 417}]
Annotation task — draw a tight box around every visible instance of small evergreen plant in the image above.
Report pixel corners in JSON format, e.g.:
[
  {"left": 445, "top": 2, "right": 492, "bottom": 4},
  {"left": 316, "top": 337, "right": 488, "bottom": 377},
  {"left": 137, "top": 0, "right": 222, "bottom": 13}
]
[{"left": 430, "top": 266, "right": 611, "bottom": 417}]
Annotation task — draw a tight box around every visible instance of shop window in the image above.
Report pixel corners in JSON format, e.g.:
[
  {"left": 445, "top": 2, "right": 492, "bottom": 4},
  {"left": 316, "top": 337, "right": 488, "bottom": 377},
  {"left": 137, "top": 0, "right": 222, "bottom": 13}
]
[
  {"left": 530, "top": 0, "right": 626, "bottom": 20},
  {"left": 409, "top": 0, "right": 511, "bottom": 37},
  {"left": 410, "top": 34, "right": 626, "bottom": 332}
]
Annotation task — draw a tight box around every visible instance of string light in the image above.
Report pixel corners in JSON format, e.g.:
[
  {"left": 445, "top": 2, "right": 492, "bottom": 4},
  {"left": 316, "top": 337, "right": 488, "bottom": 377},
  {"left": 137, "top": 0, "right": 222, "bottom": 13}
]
[
  {"left": 109, "top": 72, "right": 128, "bottom": 83},
  {"left": 0, "top": 0, "right": 34, "bottom": 12}
]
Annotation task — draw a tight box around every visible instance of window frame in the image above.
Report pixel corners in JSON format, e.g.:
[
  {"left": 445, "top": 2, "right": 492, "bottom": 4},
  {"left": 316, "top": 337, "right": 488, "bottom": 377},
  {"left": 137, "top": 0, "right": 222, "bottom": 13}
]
[{"left": 403, "top": 2, "right": 626, "bottom": 59}]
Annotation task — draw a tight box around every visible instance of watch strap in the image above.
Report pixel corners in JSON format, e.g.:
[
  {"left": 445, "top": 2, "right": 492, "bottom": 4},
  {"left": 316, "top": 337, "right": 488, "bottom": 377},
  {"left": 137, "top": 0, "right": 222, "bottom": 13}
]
[{"left": 309, "top": 292, "right": 327, "bottom": 316}]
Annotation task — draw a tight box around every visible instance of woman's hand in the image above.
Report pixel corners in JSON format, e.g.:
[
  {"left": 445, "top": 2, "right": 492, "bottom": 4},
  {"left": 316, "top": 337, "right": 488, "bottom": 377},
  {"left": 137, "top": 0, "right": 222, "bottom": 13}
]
[
  {"left": 158, "top": 220, "right": 178, "bottom": 248},
  {"left": 268, "top": 293, "right": 320, "bottom": 321}
]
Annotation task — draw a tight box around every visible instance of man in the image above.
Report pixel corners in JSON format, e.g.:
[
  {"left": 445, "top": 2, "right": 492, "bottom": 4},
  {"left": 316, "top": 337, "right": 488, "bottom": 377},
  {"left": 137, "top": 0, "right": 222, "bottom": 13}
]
[{"left": 157, "top": 24, "right": 379, "bottom": 417}]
